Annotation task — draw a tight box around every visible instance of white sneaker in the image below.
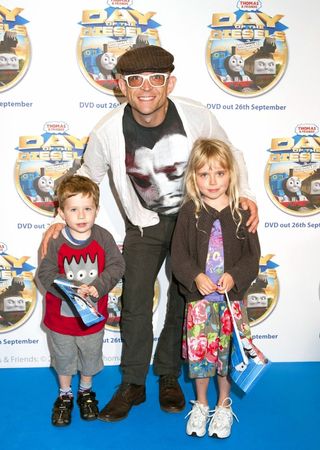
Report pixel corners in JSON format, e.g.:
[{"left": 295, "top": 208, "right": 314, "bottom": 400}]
[
  {"left": 185, "top": 401, "right": 209, "bottom": 437},
  {"left": 208, "top": 398, "right": 238, "bottom": 439}
]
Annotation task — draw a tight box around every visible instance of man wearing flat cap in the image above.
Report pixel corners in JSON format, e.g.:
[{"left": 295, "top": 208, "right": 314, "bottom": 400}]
[{"left": 41, "top": 45, "right": 258, "bottom": 422}]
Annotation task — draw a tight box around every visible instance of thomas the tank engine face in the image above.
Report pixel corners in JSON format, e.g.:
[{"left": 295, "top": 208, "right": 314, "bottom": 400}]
[
  {"left": 99, "top": 52, "right": 117, "bottom": 71},
  {"left": 37, "top": 176, "right": 54, "bottom": 194},
  {"left": 285, "top": 176, "right": 302, "bottom": 194},
  {"left": 227, "top": 55, "right": 244, "bottom": 73}
]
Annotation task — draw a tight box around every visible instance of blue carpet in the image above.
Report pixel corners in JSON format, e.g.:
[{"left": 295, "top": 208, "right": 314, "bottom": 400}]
[{"left": 1, "top": 362, "right": 318, "bottom": 450}]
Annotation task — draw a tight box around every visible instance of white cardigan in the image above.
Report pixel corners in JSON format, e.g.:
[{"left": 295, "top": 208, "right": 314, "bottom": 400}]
[{"left": 67, "top": 96, "right": 254, "bottom": 228}]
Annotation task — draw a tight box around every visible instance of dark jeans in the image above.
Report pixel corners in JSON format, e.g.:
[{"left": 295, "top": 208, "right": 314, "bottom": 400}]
[{"left": 120, "top": 215, "right": 185, "bottom": 385}]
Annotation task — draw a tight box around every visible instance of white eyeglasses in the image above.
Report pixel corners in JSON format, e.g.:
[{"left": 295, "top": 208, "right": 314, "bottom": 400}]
[{"left": 123, "top": 73, "right": 170, "bottom": 88}]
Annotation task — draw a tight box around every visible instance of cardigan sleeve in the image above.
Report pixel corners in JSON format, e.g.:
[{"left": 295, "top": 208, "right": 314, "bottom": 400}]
[
  {"left": 226, "top": 218, "right": 261, "bottom": 295},
  {"left": 171, "top": 206, "right": 203, "bottom": 293},
  {"left": 77, "top": 130, "right": 110, "bottom": 185}
]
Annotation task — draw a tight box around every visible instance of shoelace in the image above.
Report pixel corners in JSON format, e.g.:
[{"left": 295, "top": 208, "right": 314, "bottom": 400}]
[
  {"left": 209, "top": 401, "right": 239, "bottom": 425},
  {"left": 185, "top": 401, "right": 210, "bottom": 426},
  {"left": 81, "top": 399, "right": 96, "bottom": 414}
]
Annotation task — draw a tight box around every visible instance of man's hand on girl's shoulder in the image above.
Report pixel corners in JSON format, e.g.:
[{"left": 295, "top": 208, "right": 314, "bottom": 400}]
[{"left": 240, "top": 197, "right": 259, "bottom": 233}]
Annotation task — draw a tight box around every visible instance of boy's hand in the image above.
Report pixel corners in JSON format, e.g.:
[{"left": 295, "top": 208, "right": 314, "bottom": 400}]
[
  {"left": 195, "top": 273, "right": 218, "bottom": 296},
  {"left": 40, "top": 223, "right": 65, "bottom": 259},
  {"left": 217, "top": 273, "right": 235, "bottom": 293},
  {"left": 78, "top": 284, "right": 99, "bottom": 299},
  {"left": 240, "top": 197, "right": 259, "bottom": 233}
]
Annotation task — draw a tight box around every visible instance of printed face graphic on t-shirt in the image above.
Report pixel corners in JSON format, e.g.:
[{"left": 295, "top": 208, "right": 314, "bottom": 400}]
[
  {"left": 64, "top": 255, "right": 98, "bottom": 285},
  {"left": 126, "top": 134, "right": 189, "bottom": 215}
]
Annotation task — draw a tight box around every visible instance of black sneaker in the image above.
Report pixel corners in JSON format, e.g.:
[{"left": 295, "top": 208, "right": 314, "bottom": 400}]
[
  {"left": 52, "top": 395, "right": 73, "bottom": 426},
  {"left": 77, "top": 391, "right": 99, "bottom": 421}
]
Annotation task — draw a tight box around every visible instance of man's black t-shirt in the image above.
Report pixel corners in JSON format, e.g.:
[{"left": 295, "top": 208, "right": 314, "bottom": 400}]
[{"left": 123, "top": 100, "right": 189, "bottom": 216}]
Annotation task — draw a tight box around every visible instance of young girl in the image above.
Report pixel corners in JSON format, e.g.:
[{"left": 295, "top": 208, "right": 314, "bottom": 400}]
[{"left": 171, "top": 138, "right": 260, "bottom": 438}]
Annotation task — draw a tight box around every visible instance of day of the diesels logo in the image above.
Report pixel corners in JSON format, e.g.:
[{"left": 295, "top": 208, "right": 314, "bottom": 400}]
[
  {"left": 0, "top": 245, "right": 36, "bottom": 332},
  {"left": 206, "top": 1, "right": 288, "bottom": 97},
  {"left": 15, "top": 122, "right": 88, "bottom": 217},
  {"left": 77, "top": 0, "right": 161, "bottom": 96},
  {"left": 265, "top": 124, "right": 320, "bottom": 216},
  {"left": 244, "top": 254, "right": 279, "bottom": 326},
  {"left": 0, "top": 4, "right": 30, "bottom": 92}
]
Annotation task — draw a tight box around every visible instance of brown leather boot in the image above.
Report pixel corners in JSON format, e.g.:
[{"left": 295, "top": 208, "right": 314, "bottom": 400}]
[
  {"left": 159, "top": 375, "right": 185, "bottom": 413},
  {"left": 98, "top": 383, "right": 146, "bottom": 422}
]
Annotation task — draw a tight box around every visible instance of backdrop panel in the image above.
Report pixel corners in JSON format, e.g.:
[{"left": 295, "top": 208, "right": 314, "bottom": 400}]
[{"left": 1, "top": 0, "right": 319, "bottom": 368}]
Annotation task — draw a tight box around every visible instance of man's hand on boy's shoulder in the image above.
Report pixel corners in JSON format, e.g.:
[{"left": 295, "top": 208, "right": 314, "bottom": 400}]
[
  {"left": 41, "top": 223, "right": 65, "bottom": 259},
  {"left": 240, "top": 197, "right": 259, "bottom": 233}
]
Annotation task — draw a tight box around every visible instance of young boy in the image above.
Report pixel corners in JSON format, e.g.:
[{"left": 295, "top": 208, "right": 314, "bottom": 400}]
[{"left": 37, "top": 175, "right": 125, "bottom": 426}]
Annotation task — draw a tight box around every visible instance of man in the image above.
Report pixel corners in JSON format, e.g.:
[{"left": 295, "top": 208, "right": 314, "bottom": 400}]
[{"left": 41, "top": 45, "right": 258, "bottom": 422}]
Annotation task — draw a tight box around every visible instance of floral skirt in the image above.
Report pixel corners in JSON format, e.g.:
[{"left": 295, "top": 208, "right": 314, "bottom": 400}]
[{"left": 183, "top": 299, "right": 252, "bottom": 379}]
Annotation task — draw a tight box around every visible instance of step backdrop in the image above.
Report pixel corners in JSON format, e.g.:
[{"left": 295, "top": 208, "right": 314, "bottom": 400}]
[{"left": 0, "top": 0, "right": 319, "bottom": 368}]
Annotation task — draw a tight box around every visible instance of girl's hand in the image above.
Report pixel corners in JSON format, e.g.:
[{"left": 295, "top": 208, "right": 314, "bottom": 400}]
[
  {"left": 195, "top": 273, "right": 218, "bottom": 296},
  {"left": 77, "top": 284, "right": 99, "bottom": 298},
  {"left": 217, "top": 273, "right": 234, "bottom": 293}
]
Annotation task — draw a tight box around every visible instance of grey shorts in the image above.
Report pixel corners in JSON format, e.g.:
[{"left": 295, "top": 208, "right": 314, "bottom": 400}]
[{"left": 47, "top": 329, "right": 104, "bottom": 376}]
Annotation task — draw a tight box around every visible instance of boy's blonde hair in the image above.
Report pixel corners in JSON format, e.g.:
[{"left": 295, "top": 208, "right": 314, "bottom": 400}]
[
  {"left": 184, "top": 138, "right": 242, "bottom": 228},
  {"left": 56, "top": 175, "right": 100, "bottom": 210}
]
